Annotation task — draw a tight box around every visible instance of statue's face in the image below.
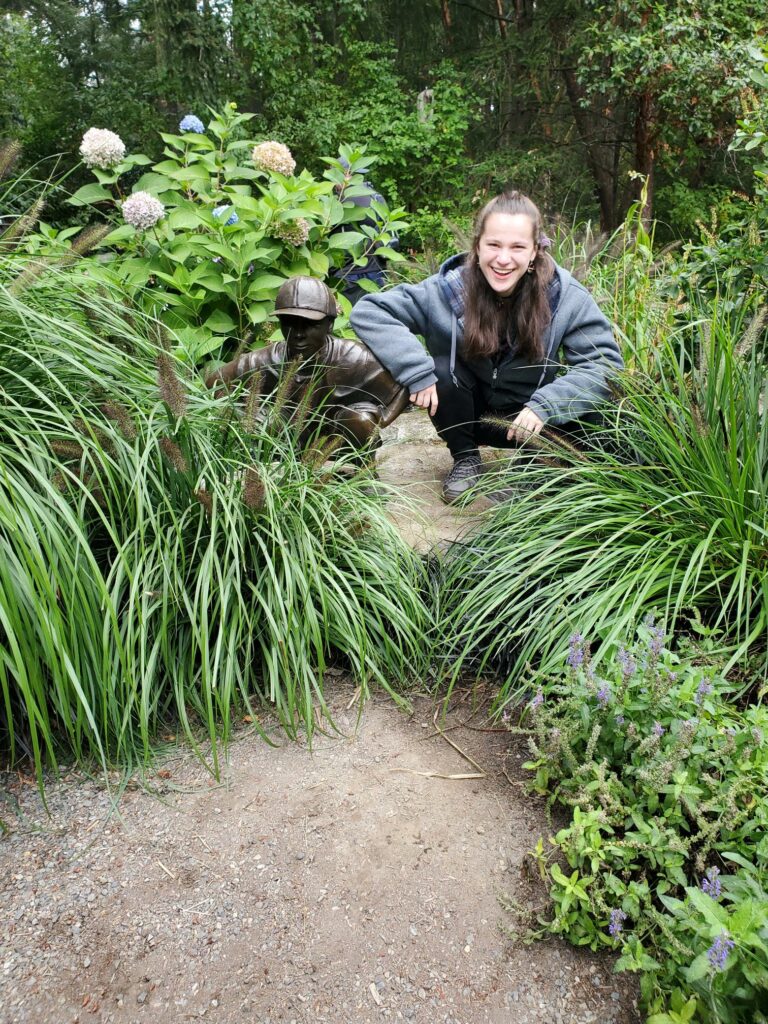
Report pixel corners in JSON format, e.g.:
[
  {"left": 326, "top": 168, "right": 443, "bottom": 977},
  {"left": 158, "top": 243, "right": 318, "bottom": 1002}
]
[{"left": 278, "top": 315, "right": 331, "bottom": 360}]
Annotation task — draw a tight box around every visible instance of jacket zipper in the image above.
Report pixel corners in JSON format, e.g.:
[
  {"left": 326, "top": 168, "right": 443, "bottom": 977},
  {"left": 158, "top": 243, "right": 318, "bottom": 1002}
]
[{"left": 491, "top": 367, "right": 498, "bottom": 390}]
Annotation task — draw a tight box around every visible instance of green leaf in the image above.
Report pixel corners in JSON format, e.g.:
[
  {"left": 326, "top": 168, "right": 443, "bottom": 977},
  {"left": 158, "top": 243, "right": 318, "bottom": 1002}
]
[
  {"left": 204, "top": 310, "right": 238, "bottom": 334},
  {"left": 375, "top": 246, "right": 405, "bottom": 261},
  {"left": 168, "top": 208, "right": 203, "bottom": 231},
  {"left": 308, "top": 251, "right": 330, "bottom": 275},
  {"left": 685, "top": 953, "right": 710, "bottom": 982},
  {"left": 686, "top": 888, "right": 730, "bottom": 928},
  {"left": 248, "top": 273, "right": 288, "bottom": 294},
  {"left": 327, "top": 231, "right": 366, "bottom": 250},
  {"left": 134, "top": 172, "right": 176, "bottom": 194},
  {"left": 166, "top": 244, "right": 193, "bottom": 264},
  {"left": 246, "top": 302, "right": 270, "bottom": 324},
  {"left": 100, "top": 224, "right": 136, "bottom": 245},
  {"left": 67, "top": 183, "right": 113, "bottom": 207}
]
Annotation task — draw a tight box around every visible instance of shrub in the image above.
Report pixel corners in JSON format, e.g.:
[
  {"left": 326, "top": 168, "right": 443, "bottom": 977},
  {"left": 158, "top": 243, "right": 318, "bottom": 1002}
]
[
  {"left": 512, "top": 624, "right": 768, "bottom": 1023},
  {"left": 12, "top": 105, "right": 407, "bottom": 364}
]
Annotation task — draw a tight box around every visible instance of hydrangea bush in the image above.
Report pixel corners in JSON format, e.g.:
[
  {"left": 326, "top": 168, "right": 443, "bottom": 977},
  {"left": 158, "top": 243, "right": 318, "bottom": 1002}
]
[
  {"left": 513, "top": 621, "right": 768, "bottom": 1023},
  {"left": 66, "top": 104, "right": 407, "bottom": 363}
]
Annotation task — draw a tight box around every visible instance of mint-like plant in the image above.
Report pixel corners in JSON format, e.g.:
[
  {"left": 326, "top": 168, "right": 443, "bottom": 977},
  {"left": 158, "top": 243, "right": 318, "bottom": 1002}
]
[{"left": 514, "top": 622, "right": 768, "bottom": 1023}]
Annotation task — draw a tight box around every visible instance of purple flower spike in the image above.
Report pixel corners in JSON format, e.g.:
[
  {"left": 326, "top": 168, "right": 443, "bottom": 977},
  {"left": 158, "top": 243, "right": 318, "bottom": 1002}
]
[
  {"left": 701, "top": 866, "right": 722, "bottom": 900},
  {"left": 617, "top": 646, "right": 636, "bottom": 679},
  {"left": 530, "top": 689, "right": 544, "bottom": 710},
  {"left": 695, "top": 678, "right": 713, "bottom": 705},
  {"left": 596, "top": 683, "right": 611, "bottom": 707},
  {"left": 568, "top": 632, "right": 584, "bottom": 670},
  {"left": 608, "top": 908, "right": 627, "bottom": 937},
  {"left": 615, "top": 714, "right": 625, "bottom": 725},
  {"left": 706, "top": 932, "right": 735, "bottom": 973},
  {"left": 652, "top": 721, "right": 665, "bottom": 738}
]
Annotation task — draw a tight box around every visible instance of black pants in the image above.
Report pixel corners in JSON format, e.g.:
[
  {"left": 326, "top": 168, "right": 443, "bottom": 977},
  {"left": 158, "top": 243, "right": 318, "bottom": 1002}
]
[{"left": 431, "top": 354, "right": 601, "bottom": 459}]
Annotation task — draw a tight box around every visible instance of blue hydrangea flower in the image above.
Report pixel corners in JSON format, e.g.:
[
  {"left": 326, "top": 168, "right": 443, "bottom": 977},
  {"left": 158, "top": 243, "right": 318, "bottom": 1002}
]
[
  {"left": 180, "top": 114, "right": 205, "bottom": 134},
  {"left": 213, "top": 205, "right": 239, "bottom": 226},
  {"left": 706, "top": 932, "right": 734, "bottom": 972}
]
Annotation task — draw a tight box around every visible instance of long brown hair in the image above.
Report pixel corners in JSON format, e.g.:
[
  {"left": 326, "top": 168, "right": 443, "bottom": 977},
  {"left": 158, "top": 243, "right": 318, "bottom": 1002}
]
[{"left": 462, "top": 192, "right": 554, "bottom": 361}]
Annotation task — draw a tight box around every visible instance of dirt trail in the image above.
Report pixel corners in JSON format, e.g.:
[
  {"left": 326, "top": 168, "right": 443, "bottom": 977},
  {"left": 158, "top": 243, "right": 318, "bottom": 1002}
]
[
  {"left": 375, "top": 409, "right": 495, "bottom": 553},
  {"left": 1, "top": 693, "right": 639, "bottom": 1024}
]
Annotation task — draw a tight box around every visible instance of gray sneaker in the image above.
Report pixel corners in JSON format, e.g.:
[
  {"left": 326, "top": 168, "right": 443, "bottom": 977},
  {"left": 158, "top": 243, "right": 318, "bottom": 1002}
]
[{"left": 442, "top": 455, "right": 482, "bottom": 503}]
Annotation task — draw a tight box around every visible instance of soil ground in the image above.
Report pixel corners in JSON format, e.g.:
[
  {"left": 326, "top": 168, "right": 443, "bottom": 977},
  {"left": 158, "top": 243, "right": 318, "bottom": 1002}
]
[
  {"left": 1, "top": 692, "right": 640, "bottom": 1024},
  {"left": 1, "top": 412, "right": 641, "bottom": 1024}
]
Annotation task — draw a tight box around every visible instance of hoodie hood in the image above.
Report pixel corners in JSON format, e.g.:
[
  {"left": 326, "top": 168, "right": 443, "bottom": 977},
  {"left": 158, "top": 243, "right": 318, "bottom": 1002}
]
[
  {"left": 437, "top": 253, "right": 468, "bottom": 320},
  {"left": 438, "top": 251, "right": 567, "bottom": 326}
]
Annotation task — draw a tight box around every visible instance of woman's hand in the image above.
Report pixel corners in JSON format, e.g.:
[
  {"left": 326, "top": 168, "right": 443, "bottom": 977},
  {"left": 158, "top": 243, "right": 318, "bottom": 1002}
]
[
  {"left": 507, "top": 406, "right": 544, "bottom": 443},
  {"left": 410, "top": 384, "right": 438, "bottom": 416}
]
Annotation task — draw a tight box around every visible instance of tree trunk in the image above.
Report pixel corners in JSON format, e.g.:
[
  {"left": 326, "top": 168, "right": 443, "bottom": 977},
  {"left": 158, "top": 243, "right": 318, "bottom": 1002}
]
[
  {"left": 634, "top": 88, "right": 656, "bottom": 227},
  {"left": 561, "top": 67, "right": 621, "bottom": 231}
]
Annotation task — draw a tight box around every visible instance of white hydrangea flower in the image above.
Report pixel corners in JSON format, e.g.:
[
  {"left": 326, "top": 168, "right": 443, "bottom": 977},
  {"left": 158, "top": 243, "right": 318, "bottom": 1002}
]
[
  {"left": 79, "top": 128, "right": 126, "bottom": 170},
  {"left": 273, "top": 218, "right": 310, "bottom": 246},
  {"left": 251, "top": 141, "right": 296, "bottom": 176},
  {"left": 122, "top": 191, "right": 164, "bottom": 230}
]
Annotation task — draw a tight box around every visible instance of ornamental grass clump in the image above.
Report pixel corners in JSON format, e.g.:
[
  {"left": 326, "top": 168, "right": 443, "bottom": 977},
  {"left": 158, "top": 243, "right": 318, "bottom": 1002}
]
[
  {"left": 509, "top": 622, "right": 768, "bottom": 1023},
  {"left": 437, "top": 307, "right": 768, "bottom": 700},
  {"left": 0, "top": 278, "right": 432, "bottom": 780}
]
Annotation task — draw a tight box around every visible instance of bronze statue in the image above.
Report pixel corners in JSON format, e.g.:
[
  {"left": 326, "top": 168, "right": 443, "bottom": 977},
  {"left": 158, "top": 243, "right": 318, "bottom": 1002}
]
[{"left": 206, "top": 276, "right": 408, "bottom": 451}]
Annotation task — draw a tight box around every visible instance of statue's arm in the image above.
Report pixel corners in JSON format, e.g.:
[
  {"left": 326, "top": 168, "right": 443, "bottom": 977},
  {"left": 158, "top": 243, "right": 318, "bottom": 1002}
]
[{"left": 205, "top": 349, "right": 271, "bottom": 391}]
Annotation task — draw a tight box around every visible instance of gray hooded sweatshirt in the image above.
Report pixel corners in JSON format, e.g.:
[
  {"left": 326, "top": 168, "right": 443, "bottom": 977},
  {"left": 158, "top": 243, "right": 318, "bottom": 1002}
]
[{"left": 350, "top": 253, "right": 623, "bottom": 425}]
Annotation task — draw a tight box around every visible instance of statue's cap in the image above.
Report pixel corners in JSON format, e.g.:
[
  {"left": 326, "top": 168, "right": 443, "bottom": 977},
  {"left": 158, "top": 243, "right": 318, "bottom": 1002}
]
[{"left": 274, "top": 276, "right": 337, "bottom": 321}]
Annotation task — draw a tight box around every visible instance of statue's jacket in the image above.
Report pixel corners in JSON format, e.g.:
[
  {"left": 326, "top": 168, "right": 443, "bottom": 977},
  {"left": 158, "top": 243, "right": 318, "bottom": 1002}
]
[{"left": 207, "top": 336, "right": 408, "bottom": 428}]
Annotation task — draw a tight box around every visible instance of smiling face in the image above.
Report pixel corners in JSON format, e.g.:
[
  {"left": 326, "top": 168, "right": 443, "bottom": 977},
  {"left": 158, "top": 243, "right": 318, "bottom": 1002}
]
[
  {"left": 476, "top": 212, "right": 537, "bottom": 297},
  {"left": 278, "top": 314, "right": 331, "bottom": 360}
]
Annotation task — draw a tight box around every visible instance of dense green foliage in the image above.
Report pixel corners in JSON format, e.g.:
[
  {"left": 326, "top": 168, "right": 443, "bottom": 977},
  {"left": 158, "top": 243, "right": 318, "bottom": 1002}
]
[
  {"left": 2, "top": 1, "right": 767, "bottom": 233},
  {"left": 437, "top": 302, "right": 768, "bottom": 696},
  {"left": 3, "top": 30, "right": 768, "bottom": 1022},
  {"left": 511, "top": 626, "right": 768, "bottom": 1023}
]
